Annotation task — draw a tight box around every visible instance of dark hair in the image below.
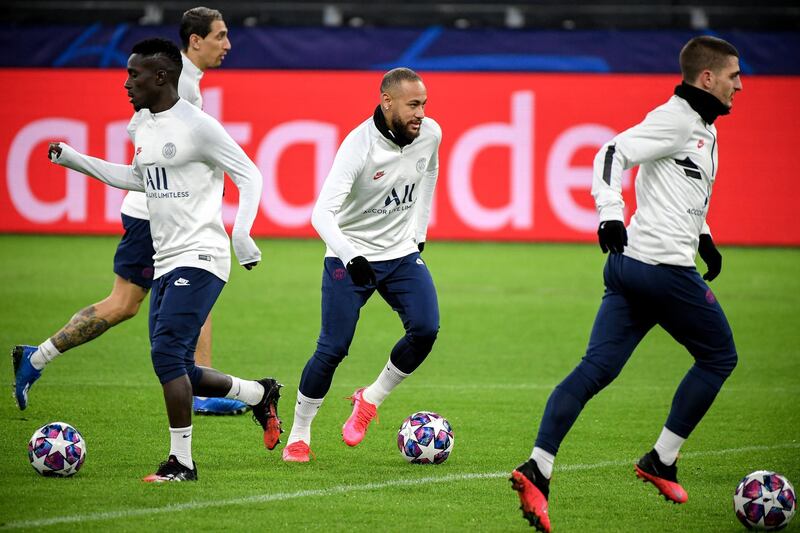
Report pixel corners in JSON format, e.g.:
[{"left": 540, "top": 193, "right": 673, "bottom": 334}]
[
  {"left": 131, "top": 38, "right": 183, "bottom": 82},
  {"left": 380, "top": 67, "right": 422, "bottom": 94},
  {"left": 680, "top": 36, "right": 739, "bottom": 82},
  {"left": 180, "top": 6, "right": 223, "bottom": 49}
]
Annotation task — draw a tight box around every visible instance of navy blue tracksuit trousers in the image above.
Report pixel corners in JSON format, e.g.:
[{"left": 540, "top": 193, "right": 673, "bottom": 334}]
[
  {"left": 536, "top": 253, "right": 737, "bottom": 454},
  {"left": 299, "top": 252, "right": 439, "bottom": 399}
]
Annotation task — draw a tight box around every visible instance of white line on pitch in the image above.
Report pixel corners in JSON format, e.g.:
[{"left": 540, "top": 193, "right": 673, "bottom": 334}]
[{"left": 2, "top": 442, "right": 798, "bottom": 530}]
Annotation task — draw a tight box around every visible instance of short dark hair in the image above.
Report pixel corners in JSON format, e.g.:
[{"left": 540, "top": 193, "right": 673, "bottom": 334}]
[
  {"left": 380, "top": 67, "right": 422, "bottom": 94},
  {"left": 131, "top": 38, "right": 183, "bottom": 82},
  {"left": 680, "top": 36, "right": 739, "bottom": 82},
  {"left": 180, "top": 6, "right": 224, "bottom": 49}
]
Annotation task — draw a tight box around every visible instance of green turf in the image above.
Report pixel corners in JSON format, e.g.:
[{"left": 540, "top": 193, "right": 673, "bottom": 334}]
[{"left": 0, "top": 235, "right": 797, "bottom": 532}]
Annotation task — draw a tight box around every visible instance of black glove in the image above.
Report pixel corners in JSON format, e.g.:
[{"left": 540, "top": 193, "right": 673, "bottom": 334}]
[
  {"left": 346, "top": 256, "right": 376, "bottom": 286},
  {"left": 418, "top": 242, "right": 425, "bottom": 253},
  {"left": 698, "top": 233, "right": 722, "bottom": 281},
  {"left": 597, "top": 220, "right": 627, "bottom": 254}
]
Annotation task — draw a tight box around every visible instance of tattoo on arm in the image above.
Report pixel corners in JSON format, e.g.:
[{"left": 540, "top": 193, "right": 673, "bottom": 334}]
[{"left": 51, "top": 306, "right": 111, "bottom": 353}]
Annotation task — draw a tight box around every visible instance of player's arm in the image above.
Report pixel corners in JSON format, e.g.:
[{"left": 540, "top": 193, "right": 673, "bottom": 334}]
[
  {"left": 199, "top": 118, "right": 262, "bottom": 270},
  {"left": 415, "top": 123, "right": 441, "bottom": 253},
  {"left": 311, "top": 131, "right": 368, "bottom": 266},
  {"left": 49, "top": 142, "right": 144, "bottom": 191},
  {"left": 591, "top": 108, "right": 691, "bottom": 252},
  {"left": 311, "top": 130, "right": 376, "bottom": 285}
]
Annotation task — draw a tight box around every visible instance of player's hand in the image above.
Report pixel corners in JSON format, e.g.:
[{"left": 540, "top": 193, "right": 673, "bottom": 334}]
[
  {"left": 698, "top": 233, "right": 722, "bottom": 281},
  {"left": 48, "top": 142, "right": 62, "bottom": 161},
  {"left": 418, "top": 242, "right": 425, "bottom": 253},
  {"left": 232, "top": 233, "right": 261, "bottom": 270},
  {"left": 597, "top": 220, "right": 627, "bottom": 254},
  {"left": 346, "top": 256, "right": 376, "bottom": 286}
]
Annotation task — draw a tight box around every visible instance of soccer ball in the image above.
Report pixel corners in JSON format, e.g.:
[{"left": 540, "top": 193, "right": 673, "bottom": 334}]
[
  {"left": 397, "top": 411, "right": 454, "bottom": 464},
  {"left": 734, "top": 470, "right": 796, "bottom": 530},
  {"left": 28, "top": 422, "right": 86, "bottom": 477}
]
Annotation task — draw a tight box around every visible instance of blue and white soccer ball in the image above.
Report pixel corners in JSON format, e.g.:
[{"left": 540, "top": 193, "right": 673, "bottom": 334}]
[
  {"left": 28, "top": 422, "right": 86, "bottom": 477},
  {"left": 734, "top": 470, "right": 796, "bottom": 530},
  {"left": 397, "top": 411, "right": 454, "bottom": 464}
]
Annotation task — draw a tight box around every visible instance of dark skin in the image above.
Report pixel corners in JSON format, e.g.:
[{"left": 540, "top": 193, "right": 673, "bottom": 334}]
[{"left": 48, "top": 52, "right": 256, "bottom": 428}]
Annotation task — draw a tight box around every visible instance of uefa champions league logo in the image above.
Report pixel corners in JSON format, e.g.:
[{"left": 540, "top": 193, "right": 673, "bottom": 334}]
[{"left": 416, "top": 158, "right": 426, "bottom": 173}]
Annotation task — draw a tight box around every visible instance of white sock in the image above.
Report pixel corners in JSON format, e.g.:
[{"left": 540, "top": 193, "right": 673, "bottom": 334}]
[
  {"left": 169, "top": 425, "right": 193, "bottom": 469},
  {"left": 654, "top": 426, "right": 685, "bottom": 466},
  {"left": 362, "top": 360, "right": 409, "bottom": 407},
  {"left": 287, "top": 391, "right": 324, "bottom": 445},
  {"left": 225, "top": 376, "right": 265, "bottom": 406},
  {"left": 30, "top": 339, "right": 61, "bottom": 370},
  {"left": 531, "top": 446, "right": 555, "bottom": 479}
]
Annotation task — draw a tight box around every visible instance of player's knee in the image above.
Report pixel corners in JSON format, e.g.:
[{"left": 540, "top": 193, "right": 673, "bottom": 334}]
[
  {"left": 707, "top": 350, "right": 738, "bottom": 378},
  {"left": 151, "top": 351, "right": 187, "bottom": 384},
  {"left": 579, "top": 357, "right": 622, "bottom": 392},
  {"left": 409, "top": 321, "right": 439, "bottom": 348},
  {"left": 102, "top": 297, "right": 142, "bottom": 324},
  {"left": 186, "top": 364, "right": 203, "bottom": 387},
  {"left": 312, "top": 346, "right": 347, "bottom": 370},
  {"left": 117, "top": 301, "right": 141, "bottom": 322},
  {"left": 723, "top": 351, "right": 737, "bottom": 375}
]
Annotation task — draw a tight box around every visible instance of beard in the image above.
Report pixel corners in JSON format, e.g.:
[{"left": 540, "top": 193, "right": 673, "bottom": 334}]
[{"left": 390, "top": 115, "right": 421, "bottom": 143}]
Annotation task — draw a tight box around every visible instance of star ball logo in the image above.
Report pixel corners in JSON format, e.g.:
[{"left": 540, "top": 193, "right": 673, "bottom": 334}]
[{"left": 416, "top": 158, "right": 427, "bottom": 173}]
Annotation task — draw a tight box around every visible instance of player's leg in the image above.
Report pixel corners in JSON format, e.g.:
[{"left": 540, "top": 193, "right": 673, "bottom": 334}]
[
  {"left": 534, "top": 255, "right": 654, "bottom": 464},
  {"left": 192, "top": 366, "right": 283, "bottom": 450},
  {"left": 636, "top": 266, "right": 737, "bottom": 501},
  {"left": 342, "top": 252, "right": 439, "bottom": 446},
  {"left": 144, "top": 267, "right": 224, "bottom": 482},
  {"left": 283, "top": 258, "right": 373, "bottom": 461},
  {"left": 191, "top": 314, "right": 250, "bottom": 416},
  {"left": 512, "top": 254, "right": 655, "bottom": 531},
  {"left": 12, "top": 214, "right": 152, "bottom": 410}
]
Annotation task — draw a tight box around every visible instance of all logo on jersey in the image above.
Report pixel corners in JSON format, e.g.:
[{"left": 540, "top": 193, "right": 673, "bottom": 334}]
[
  {"left": 136, "top": 146, "right": 143, "bottom": 156},
  {"left": 146, "top": 166, "right": 169, "bottom": 190},
  {"left": 385, "top": 183, "right": 415, "bottom": 207},
  {"left": 416, "top": 158, "right": 427, "bottom": 173},
  {"left": 373, "top": 171, "right": 385, "bottom": 181},
  {"left": 162, "top": 142, "right": 177, "bottom": 159},
  {"left": 697, "top": 139, "right": 705, "bottom": 149},
  {"left": 145, "top": 166, "right": 190, "bottom": 199}
]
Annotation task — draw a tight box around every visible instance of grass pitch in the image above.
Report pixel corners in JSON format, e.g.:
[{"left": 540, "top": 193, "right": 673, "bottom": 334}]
[{"left": 0, "top": 235, "right": 798, "bottom": 532}]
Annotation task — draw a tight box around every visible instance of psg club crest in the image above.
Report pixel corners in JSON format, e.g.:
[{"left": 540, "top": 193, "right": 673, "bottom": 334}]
[{"left": 162, "top": 142, "right": 177, "bottom": 159}]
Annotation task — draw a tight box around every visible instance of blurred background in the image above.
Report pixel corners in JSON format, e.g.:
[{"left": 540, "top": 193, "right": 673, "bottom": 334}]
[
  {"left": 1, "top": 1, "right": 799, "bottom": 245},
  {"left": 7, "top": 0, "right": 799, "bottom": 30}
]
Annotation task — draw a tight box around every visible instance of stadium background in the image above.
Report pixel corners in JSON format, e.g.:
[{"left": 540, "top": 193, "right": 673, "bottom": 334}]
[
  {"left": 1, "top": 3, "right": 799, "bottom": 531},
  {"left": 2, "top": 0, "right": 799, "bottom": 245}
]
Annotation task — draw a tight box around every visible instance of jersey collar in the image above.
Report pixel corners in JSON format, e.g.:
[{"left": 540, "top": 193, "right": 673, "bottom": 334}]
[
  {"left": 674, "top": 82, "right": 729, "bottom": 125},
  {"left": 372, "top": 105, "right": 414, "bottom": 148}
]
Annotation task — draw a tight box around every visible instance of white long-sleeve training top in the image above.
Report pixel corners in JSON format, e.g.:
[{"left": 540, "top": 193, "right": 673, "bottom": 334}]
[
  {"left": 311, "top": 112, "right": 441, "bottom": 265},
  {"left": 121, "top": 52, "right": 203, "bottom": 220},
  {"left": 53, "top": 98, "right": 262, "bottom": 282},
  {"left": 592, "top": 93, "right": 720, "bottom": 267}
]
